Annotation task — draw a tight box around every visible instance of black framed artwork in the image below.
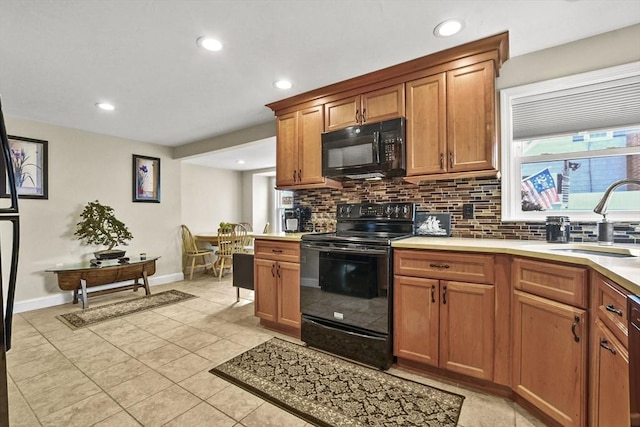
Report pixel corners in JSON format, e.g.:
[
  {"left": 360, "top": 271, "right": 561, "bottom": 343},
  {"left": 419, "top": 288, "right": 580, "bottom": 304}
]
[
  {"left": 132, "top": 154, "right": 160, "bottom": 203},
  {"left": 0, "top": 135, "right": 48, "bottom": 199}
]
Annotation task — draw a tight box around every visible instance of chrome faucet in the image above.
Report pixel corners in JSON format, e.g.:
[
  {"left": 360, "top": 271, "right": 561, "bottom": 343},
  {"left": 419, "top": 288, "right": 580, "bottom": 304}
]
[{"left": 593, "top": 178, "right": 640, "bottom": 245}]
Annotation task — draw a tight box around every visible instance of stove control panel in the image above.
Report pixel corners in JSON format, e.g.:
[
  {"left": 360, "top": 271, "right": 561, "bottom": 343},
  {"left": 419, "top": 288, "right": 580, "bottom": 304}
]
[{"left": 336, "top": 202, "right": 415, "bottom": 220}]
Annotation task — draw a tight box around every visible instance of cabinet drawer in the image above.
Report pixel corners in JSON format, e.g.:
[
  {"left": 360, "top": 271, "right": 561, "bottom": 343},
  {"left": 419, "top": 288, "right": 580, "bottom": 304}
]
[
  {"left": 394, "top": 250, "right": 495, "bottom": 284},
  {"left": 254, "top": 240, "right": 300, "bottom": 263},
  {"left": 512, "top": 258, "right": 587, "bottom": 308},
  {"left": 591, "top": 271, "right": 629, "bottom": 348}
]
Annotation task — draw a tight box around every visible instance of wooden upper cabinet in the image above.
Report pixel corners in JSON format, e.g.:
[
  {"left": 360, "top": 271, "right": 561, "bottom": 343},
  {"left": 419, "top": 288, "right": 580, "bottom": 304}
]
[
  {"left": 406, "top": 73, "right": 447, "bottom": 175},
  {"left": 275, "top": 112, "right": 298, "bottom": 187},
  {"left": 446, "top": 60, "right": 497, "bottom": 173},
  {"left": 405, "top": 60, "right": 497, "bottom": 180},
  {"left": 275, "top": 105, "right": 335, "bottom": 189},
  {"left": 297, "top": 106, "right": 324, "bottom": 185},
  {"left": 324, "top": 84, "right": 405, "bottom": 131}
]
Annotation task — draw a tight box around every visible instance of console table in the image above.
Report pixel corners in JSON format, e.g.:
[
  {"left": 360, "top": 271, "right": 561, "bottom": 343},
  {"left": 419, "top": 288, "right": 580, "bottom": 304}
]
[{"left": 47, "top": 256, "right": 159, "bottom": 308}]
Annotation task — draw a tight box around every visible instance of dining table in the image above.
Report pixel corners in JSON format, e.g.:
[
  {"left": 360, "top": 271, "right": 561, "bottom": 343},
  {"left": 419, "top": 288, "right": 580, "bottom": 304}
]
[{"left": 194, "top": 232, "right": 254, "bottom": 247}]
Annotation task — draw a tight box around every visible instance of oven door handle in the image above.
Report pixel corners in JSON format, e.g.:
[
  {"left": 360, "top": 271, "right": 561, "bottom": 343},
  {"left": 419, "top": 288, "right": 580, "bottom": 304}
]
[
  {"left": 301, "top": 242, "right": 388, "bottom": 255},
  {"left": 304, "top": 317, "right": 386, "bottom": 341}
]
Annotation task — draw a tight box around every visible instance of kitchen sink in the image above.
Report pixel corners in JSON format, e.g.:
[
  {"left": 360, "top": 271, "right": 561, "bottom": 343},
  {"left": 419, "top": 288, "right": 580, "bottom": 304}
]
[{"left": 549, "top": 244, "right": 639, "bottom": 258}]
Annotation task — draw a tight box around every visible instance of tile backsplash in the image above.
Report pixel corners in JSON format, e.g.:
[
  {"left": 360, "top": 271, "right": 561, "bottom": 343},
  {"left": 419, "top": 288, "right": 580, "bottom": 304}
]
[{"left": 294, "top": 176, "right": 640, "bottom": 244}]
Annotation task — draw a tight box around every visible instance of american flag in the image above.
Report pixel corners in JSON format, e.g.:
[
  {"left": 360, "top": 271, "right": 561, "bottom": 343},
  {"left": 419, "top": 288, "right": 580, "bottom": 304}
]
[{"left": 521, "top": 168, "right": 560, "bottom": 209}]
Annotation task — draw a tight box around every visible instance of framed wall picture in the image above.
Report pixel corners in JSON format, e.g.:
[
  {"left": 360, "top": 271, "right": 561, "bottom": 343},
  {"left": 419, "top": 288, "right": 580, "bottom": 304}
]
[
  {"left": 1, "top": 135, "right": 48, "bottom": 199},
  {"left": 132, "top": 154, "right": 160, "bottom": 203}
]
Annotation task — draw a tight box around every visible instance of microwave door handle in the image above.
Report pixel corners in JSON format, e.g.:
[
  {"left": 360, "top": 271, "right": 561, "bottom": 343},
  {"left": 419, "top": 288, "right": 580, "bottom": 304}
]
[{"left": 373, "top": 131, "right": 381, "bottom": 164}]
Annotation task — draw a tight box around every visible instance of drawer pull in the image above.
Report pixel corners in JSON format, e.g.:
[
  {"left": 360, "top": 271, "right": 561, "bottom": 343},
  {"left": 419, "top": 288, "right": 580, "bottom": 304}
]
[
  {"left": 571, "top": 315, "right": 580, "bottom": 343},
  {"left": 429, "top": 263, "right": 450, "bottom": 269},
  {"left": 599, "top": 338, "right": 617, "bottom": 355},
  {"left": 605, "top": 304, "right": 623, "bottom": 317},
  {"left": 271, "top": 249, "right": 283, "bottom": 253}
]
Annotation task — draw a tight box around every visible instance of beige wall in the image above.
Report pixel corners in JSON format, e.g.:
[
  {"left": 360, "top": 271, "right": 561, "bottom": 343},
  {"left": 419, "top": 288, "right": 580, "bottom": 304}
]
[
  {"left": 4, "top": 117, "right": 183, "bottom": 311},
  {"left": 498, "top": 24, "right": 640, "bottom": 89},
  {"left": 180, "top": 163, "right": 242, "bottom": 233}
]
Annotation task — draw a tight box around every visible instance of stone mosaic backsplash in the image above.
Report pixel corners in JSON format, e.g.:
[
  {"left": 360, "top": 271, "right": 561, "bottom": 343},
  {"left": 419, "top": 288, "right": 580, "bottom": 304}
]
[{"left": 294, "top": 176, "right": 640, "bottom": 244}]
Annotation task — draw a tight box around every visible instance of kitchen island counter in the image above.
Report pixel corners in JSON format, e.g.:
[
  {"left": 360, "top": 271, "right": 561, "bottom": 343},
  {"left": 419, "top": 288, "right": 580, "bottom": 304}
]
[{"left": 392, "top": 237, "right": 640, "bottom": 295}]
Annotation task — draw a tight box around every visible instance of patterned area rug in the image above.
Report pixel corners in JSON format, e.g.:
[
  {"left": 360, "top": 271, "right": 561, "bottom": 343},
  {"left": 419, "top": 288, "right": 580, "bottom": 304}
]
[
  {"left": 58, "top": 290, "right": 196, "bottom": 329},
  {"left": 210, "top": 338, "right": 464, "bottom": 427}
]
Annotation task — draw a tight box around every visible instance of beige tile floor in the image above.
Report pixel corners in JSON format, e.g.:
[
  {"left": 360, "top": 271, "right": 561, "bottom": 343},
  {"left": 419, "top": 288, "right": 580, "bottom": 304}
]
[{"left": 7, "top": 273, "right": 547, "bottom": 427}]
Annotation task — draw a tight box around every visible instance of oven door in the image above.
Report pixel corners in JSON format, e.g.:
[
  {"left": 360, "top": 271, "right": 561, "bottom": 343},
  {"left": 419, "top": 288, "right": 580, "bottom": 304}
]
[{"left": 300, "top": 242, "right": 391, "bottom": 335}]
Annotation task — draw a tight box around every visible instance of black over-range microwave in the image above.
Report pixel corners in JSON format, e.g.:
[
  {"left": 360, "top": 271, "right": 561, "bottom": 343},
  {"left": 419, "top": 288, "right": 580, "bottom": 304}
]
[{"left": 322, "top": 117, "right": 406, "bottom": 180}]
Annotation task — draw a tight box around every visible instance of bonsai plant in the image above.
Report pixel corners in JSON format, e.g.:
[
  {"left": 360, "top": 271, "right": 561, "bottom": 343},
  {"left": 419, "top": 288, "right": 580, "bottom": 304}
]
[{"left": 74, "top": 200, "right": 133, "bottom": 259}]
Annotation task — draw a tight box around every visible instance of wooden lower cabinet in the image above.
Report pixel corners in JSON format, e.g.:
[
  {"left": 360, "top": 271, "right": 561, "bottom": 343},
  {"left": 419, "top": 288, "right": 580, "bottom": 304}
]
[
  {"left": 590, "top": 318, "right": 630, "bottom": 427},
  {"left": 512, "top": 290, "right": 587, "bottom": 427},
  {"left": 254, "top": 240, "right": 301, "bottom": 336},
  {"left": 394, "top": 275, "right": 495, "bottom": 380}
]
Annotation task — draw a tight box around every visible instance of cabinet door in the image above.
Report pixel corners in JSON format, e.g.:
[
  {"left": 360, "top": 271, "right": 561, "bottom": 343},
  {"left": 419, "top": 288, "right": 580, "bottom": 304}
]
[
  {"left": 439, "top": 281, "right": 494, "bottom": 380},
  {"left": 297, "top": 105, "right": 324, "bottom": 185},
  {"left": 447, "top": 60, "right": 496, "bottom": 173},
  {"left": 394, "top": 275, "right": 439, "bottom": 366},
  {"left": 512, "top": 290, "right": 587, "bottom": 427},
  {"left": 276, "top": 112, "right": 298, "bottom": 187},
  {"left": 324, "top": 96, "right": 359, "bottom": 131},
  {"left": 406, "top": 73, "right": 447, "bottom": 175},
  {"left": 277, "top": 261, "right": 301, "bottom": 329},
  {"left": 361, "top": 84, "right": 405, "bottom": 124},
  {"left": 590, "top": 319, "right": 630, "bottom": 427},
  {"left": 254, "top": 258, "right": 278, "bottom": 322}
]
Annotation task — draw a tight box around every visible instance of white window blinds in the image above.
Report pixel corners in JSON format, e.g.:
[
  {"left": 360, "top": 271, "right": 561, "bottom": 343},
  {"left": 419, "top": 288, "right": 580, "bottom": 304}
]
[{"left": 512, "top": 74, "right": 640, "bottom": 140}]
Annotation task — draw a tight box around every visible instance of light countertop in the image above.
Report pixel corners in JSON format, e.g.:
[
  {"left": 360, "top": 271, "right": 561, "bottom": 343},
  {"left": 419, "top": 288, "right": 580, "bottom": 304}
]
[
  {"left": 253, "top": 232, "right": 310, "bottom": 242},
  {"left": 393, "top": 237, "right": 640, "bottom": 295}
]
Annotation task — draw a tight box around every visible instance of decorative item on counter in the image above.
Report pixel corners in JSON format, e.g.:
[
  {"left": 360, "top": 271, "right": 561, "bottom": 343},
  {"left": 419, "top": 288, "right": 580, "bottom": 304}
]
[
  {"left": 140, "top": 252, "right": 147, "bottom": 260},
  {"left": 74, "top": 200, "right": 133, "bottom": 259},
  {"left": 545, "top": 216, "right": 571, "bottom": 243},
  {"left": 414, "top": 212, "right": 451, "bottom": 237}
]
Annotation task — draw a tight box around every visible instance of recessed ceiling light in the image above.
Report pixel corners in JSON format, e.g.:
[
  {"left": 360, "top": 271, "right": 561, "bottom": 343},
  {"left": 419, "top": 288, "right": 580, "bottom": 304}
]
[
  {"left": 197, "top": 36, "right": 223, "bottom": 52},
  {"left": 236, "top": 160, "right": 245, "bottom": 164},
  {"left": 96, "top": 102, "right": 115, "bottom": 111},
  {"left": 274, "top": 80, "right": 293, "bottom": 90},
  {"left": 433, "top": 19, "right": 464, "bottom": 37}
]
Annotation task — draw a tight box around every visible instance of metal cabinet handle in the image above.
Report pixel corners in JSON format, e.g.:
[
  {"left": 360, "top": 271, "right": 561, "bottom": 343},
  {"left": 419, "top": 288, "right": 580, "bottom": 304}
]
[
  {"left": 431, "top": 285, "right": 435, "bottom": 303},
  {"left": 355, "top": 109, "right": 360, "bottom": 123},
  {"left": 271, "top": 249, "right": 283, "bottom": 253},
  {"left": 362, "top": 108, "right": 366, "bottom": 123},
  {"left": 442, "top": 285, "right": 447, "bottom": 304},
  {"left": 293, "top": 170, "right": 297, "bottom": 182},
  {"left": 276, "top": 265, "right": 281, "bottom": 278},
  {"left": 599, "top": 338, "right": 617, "bottom": 355},
  {"left": 429, "top": 263, "right": 450, "bottom": 269},
  {"left": 449, "top": 152, "right": 454, "bottom": 168},
  {"left": 439, "top": 153, "right": 444, "bottom": 170},
  {"left": 271, "top": 263, "right": 276, "bottom": 277},
  {"left": 571, "top": 315, "right": 580, "bottom": 342},
  {"left": 298, "top": 170, "right": 302, "bottom": 182},
  {"left": 606, "top": 304, "right": 623, "bottom": 316}
]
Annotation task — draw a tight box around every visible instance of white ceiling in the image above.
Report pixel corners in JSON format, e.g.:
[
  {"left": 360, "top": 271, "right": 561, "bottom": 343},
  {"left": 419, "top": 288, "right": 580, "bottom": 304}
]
[{"left": 1, "top": 0, "right": 639, "bottom": 171}]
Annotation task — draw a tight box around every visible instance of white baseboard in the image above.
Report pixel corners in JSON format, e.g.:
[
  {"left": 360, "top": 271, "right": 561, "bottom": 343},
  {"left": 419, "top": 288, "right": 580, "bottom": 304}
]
[{"left": 13, "top": 272, "right": 185, "bottom": 314}]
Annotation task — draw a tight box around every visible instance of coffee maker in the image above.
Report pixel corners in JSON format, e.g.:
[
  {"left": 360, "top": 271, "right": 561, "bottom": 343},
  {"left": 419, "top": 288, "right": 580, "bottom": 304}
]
[{"left": 282, "top": 207, "right": 310, "bottom": 233}]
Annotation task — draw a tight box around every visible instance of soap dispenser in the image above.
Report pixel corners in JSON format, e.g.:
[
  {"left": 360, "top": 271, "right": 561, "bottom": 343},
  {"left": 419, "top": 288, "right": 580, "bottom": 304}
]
[{"left": 597, "top": 215, "right": 614, "bottom": 246}]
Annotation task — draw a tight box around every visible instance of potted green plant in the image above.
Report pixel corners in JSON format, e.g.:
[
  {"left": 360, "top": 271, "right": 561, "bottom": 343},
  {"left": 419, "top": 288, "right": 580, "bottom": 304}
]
[{"left": 74, "top": 200, "right": 133, "bottom": 260}]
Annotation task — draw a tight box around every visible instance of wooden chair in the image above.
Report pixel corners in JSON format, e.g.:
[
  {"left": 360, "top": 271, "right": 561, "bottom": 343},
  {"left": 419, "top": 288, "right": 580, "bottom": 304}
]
[
  {"left": 180, "top": 225, "right": 215, "bottom": 280},
  {"left": 214, "top": 227, "right": 235, "bottom": 280},
  {"left": 233, "top": 223, "right": 253, "bottom": 253}
]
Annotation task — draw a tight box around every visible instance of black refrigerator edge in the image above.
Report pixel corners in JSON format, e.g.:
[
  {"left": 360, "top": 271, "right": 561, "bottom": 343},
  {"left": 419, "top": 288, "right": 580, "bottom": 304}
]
[{"left": 0, "top": 96, "right": 21, "bottom": 425}]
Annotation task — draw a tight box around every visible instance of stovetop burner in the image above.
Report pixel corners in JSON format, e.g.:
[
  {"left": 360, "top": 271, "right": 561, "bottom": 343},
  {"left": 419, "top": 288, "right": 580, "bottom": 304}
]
[{"left": 302, "top": 202, "right": 415, "bottom": 247}]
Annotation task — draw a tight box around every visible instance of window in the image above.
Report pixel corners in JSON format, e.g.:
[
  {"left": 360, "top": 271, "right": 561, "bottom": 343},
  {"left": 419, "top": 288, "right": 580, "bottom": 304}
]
[{"left": 500, "top": 62, "right": 640, "bottom": 222}]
